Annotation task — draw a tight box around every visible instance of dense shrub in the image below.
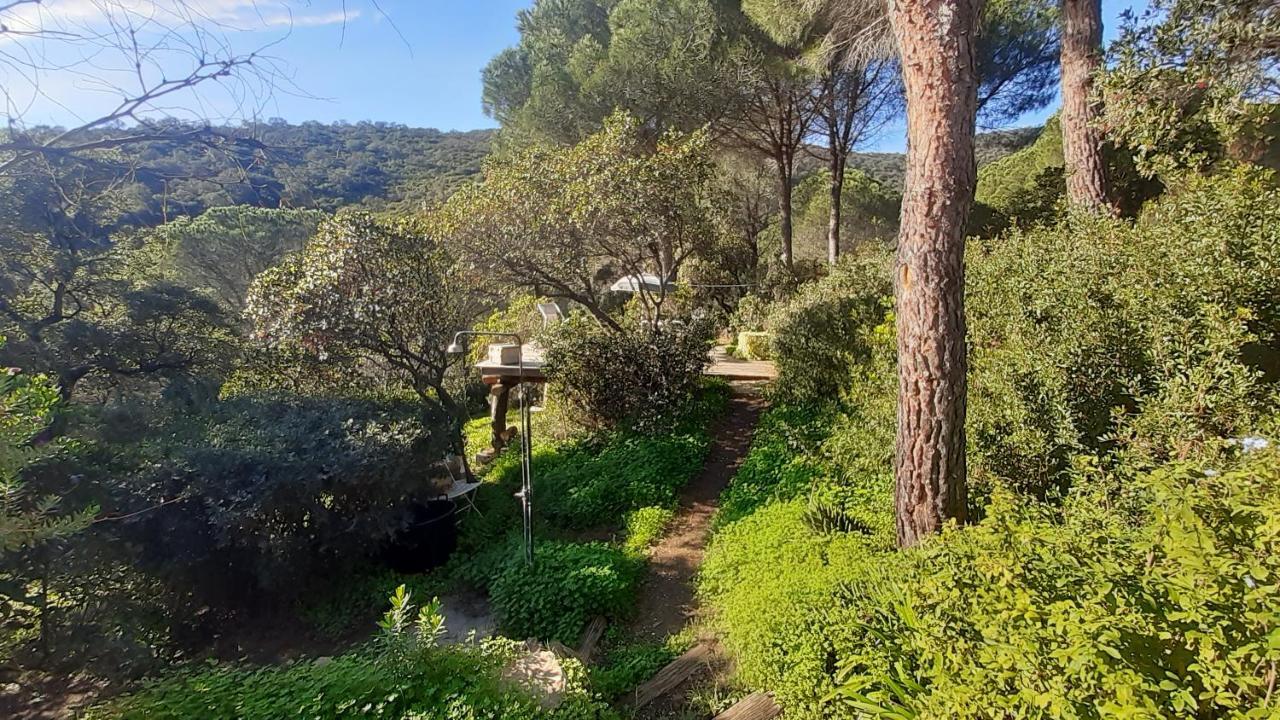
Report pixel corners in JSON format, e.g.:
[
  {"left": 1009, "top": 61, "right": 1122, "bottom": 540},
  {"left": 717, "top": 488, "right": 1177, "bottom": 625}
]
[
  {"left": 532, "top": 381, "right": 728, "bottom": 529},
  {"left": 545, "top": 317, "right": 713, "bottom": 430},
  {"left": 765, "top": 254, "right": 892, "bottom": 404},
  {"left": 34, "top": 394, "right": 450, "bottom": 613},
  {"left": 589, "top": 638, "right": 680, "bottom": 700},
  {"left": 826, "top": 449, "right": 1280, "bottom": 719},
  {"left": 490, "top": 541, "right": 643, "bottom": 644},
  {"left": 622, "top": 506, "right": 674, "bottom": 554},
  {"left": 967, "top": 167, "right": 1280, "bottom": 498}
]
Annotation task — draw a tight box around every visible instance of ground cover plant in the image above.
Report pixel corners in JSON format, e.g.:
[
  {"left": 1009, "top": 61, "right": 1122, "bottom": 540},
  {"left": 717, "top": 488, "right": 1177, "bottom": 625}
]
[{"left": 82, "top": 587, "right": 617, "bottom": 720}]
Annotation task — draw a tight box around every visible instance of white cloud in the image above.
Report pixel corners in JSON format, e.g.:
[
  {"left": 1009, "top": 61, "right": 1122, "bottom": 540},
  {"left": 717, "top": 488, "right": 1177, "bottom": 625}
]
[{"left": 1, "top": 0, "right": 360, "bottom": 35}]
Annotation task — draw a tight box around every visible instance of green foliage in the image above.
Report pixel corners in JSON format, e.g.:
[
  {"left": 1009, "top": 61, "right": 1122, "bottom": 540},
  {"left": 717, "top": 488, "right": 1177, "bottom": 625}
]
[
  {"left": 435, "top": 112, "right": 720, "bottom": 330},
  {"left": 1100, "top": 0, "right": 1280, "bottom": 178},
  {"left": 545, "top": 316, "right": 713, "bottom": 431},
  {"left": 0, "top": 163, "right": 237, "bottom": 401},
  {"left": 589, "top": 638, "right": 680, "bottom": 700},
  {"left": 791, "top": 169, "right": 900, "bottom": 263},
  {"left": 967, "top": 167, "right": 1280, "bottom": 498},
  {"left": 765, "top": 252, "right": 892, "bottom": 404},
  {"left": 827, "top": 451, "right": 1280, "bottom": 719},
  {"left": 85, "top": 588, "right": 614, "bottom": 720},
  {"left": 535, "top": 382, "right": 728, "bottom": 528},
  {"left": 713, "top": 403, "right": 832, "bottom": 527},
  {"left": 0, "top": 344, "right": 94, "bottom": 551},
  {"left": 482, "top": 0, "right": 741, "bottom": 144},
  {"left": 491, "top": 540, "right": 643, "bottom": 644},
  {"left": 45, "top": 393, "right": 451, "bottom": 614},
  {"left": 300, "top": 570, "right": 454, "bottom": 639},
  {"left": 247, "top": 211, "right": 483, "bottom": 417},
  {"left": 622, "top": 506, "right": 674, "bottom": 554},
  {"left": 141, "top": 206, "right": 326, "bottom": 312},
  {"left": 974, "top": 115, "right": 1066, "bottom": 227},
  {"left": 704, "top": 166, "right": 1280, "bottom": 718}
]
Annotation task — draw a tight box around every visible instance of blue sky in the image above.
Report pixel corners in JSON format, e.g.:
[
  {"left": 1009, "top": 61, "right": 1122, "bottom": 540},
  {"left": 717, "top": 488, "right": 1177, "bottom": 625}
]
[{"left": 7, "top": 0, "right": 1151, "bottom": 151}]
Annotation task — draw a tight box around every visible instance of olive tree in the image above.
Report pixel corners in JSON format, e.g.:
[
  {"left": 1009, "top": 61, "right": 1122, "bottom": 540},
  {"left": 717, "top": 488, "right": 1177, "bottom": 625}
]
[
  {"left": 434, "top": 112, "right": 719, "bottom": 330},
  {"left": 246, "top": 213, "right": 484, "bottom": 421}
]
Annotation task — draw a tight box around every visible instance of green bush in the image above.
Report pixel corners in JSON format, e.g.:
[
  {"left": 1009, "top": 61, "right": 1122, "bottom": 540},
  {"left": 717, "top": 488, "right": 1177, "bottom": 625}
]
[
  {"left": 589, "top": 639, "right": 680, "bottom": 700},
  {"left": 966, "top": 167, "right": 1280, "bottom": 498},
  {"left": 703, "top": 166, "right": 1280, "bottom": 718},
  {"left": 23, "top": 393, "right": 451, "bottom": 623},
  {"left": 545, "top": 316, "right": 713, "bottom": 431},
  {"left": 533, "top": 382, "right": 729, "bottom": 530},
  {"left": 826, "top": 449, "right": 1280, "bottom": 719},
  {"left": 765, "top": 253, "right": 892, "bottom": 404},
  {"left": 491, "top": 541, "right": 643, "bottom": 644},
  {"left": 729, "top": 294, "right": 773, "bottom": 336},
  {"left": 622, "top": 506, "right": 674, "bottom": 554}
]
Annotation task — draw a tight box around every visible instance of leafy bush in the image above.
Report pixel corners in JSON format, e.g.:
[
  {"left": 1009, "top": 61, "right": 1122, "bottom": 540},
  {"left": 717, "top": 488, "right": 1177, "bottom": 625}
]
[
  {"left": 544, "top": 316, "right": 713, "bottom": 430},
  {"left": 533, "top": 381, "right": 729, "bottom": 529},
  {"left": 735, "top": 331, "right": 772, "bottom": 360},
  {"left": 85, "top": 588, "right": 615, "bottom": 720},
  {"left": 966, "top": 167, "right": 1280, "bottom": 498},
  {"left": 36, "top": 393, "right": 450, "bottom": 614},
  {"left": 766, "top": 254, "right": 892, "bottom": 404},
  {"left": 490, "top": 541, "right": 643, "bottom": 644},
  {"left": 826, "top": 449, "right": 1280, "bottom": 719},
  {"left": 622, "top": 506, "right": 674, "bottom": 554},
  {"left": 589, "top": 638, "right": 680, "bottom": 700},
  {"left": 729, "top": 294, "right": 773, "bottom": 336}
]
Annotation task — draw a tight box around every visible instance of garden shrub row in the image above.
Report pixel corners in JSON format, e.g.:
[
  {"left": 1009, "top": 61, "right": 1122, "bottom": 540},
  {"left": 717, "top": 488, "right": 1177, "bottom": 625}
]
[{"left": 701, "top": 168, "right": 1280, "bottom": 718}]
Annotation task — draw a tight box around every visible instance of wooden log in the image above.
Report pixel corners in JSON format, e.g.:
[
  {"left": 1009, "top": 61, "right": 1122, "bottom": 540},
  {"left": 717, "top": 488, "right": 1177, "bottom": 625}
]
[
  {"left": 576, "top": 615, "right": 607, "bottom": 661},
  {"left": 631, "top": 643, "right": 714, "bottom": 709},
  {"left": 714, "top": 692, "right": 783, "bottom": 719}
]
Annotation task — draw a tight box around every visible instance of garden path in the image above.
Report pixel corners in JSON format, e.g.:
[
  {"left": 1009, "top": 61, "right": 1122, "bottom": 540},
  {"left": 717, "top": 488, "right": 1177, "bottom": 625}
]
[{"left": 629, "top": 384, "right": 765, "bottom": 641}]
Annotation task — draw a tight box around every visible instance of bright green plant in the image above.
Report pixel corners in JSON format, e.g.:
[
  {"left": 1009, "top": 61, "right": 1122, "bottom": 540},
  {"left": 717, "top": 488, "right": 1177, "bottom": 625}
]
[
  {"left": 589, "top": 638, "right": 681, "bottom": 700},
  {"left": 622, "top": 506, "right": 674, "bottom": 555},
  {"left": 490, "top": 541, "right": 643, "bottom": 645}
]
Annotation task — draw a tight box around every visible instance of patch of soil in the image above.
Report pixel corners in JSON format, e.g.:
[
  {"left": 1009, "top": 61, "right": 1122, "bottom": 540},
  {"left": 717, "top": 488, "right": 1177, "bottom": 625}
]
[
  {"left": 438, "top": 589, "right": 497, "bottom": 644},
  {"left": 629, "top": 385, "right": 765, "bottom": 642}
]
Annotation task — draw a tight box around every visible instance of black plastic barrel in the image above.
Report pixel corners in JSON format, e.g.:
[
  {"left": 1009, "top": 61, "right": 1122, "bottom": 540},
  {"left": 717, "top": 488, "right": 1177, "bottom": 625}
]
[{"left": 384, "top": 499, "right": 458, "bottom": 573}]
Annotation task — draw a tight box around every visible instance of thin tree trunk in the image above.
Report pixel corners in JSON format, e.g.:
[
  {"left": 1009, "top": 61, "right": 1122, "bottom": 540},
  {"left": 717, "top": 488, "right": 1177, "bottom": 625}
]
[
  {"left": 776, "top": 157, "right": 794, "bottom": 272},
  {"left": 828, "top": 153, "right": 846, "bottom": 265},
  {"left": 888, "top": 0, "right": 981, "bottom": 548},
  {"left": 1061, "top": 0, "right": 1116, "bottom": 213}
]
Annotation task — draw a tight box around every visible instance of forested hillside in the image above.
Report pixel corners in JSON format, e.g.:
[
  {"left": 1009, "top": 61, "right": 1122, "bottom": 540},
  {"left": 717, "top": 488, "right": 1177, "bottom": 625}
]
[{"left": 6, "top": 121, "right": 494, "bottom": 223}]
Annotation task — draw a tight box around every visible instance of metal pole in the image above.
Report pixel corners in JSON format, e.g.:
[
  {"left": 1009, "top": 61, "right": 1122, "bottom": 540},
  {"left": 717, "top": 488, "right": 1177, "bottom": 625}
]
[{"left": 448, "top": 330, "right": 534, "bottom": 565}]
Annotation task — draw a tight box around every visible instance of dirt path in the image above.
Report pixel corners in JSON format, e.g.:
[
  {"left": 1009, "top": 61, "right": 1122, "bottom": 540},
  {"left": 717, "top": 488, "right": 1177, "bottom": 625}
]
[{"left": 629, "top": 385, "right": 765, "bottom": 642}]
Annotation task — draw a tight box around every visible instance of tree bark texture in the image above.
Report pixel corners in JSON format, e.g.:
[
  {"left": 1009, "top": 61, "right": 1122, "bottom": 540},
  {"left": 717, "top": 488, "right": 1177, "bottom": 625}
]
[
  {"left": 1061, "top": 0, "right": 1116, "bottom": 214},
  {"left": 888, "top": 0, "right": 980, "bottom": 547}
]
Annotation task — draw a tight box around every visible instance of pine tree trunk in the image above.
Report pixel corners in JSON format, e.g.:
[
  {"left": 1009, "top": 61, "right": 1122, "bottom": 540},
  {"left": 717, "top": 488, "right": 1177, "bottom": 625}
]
[
  {"left": 777, "top": 158, "right": 794, "bottom": 271},
  {"left": 1061, "top": 0, "right": 1116, "bottom": 213},
  {"left": 828, "top": 152, "right": 845, "bottom": 265},
  {"left": 887, "top": 0, "right": 980, "bottom": 548}
]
